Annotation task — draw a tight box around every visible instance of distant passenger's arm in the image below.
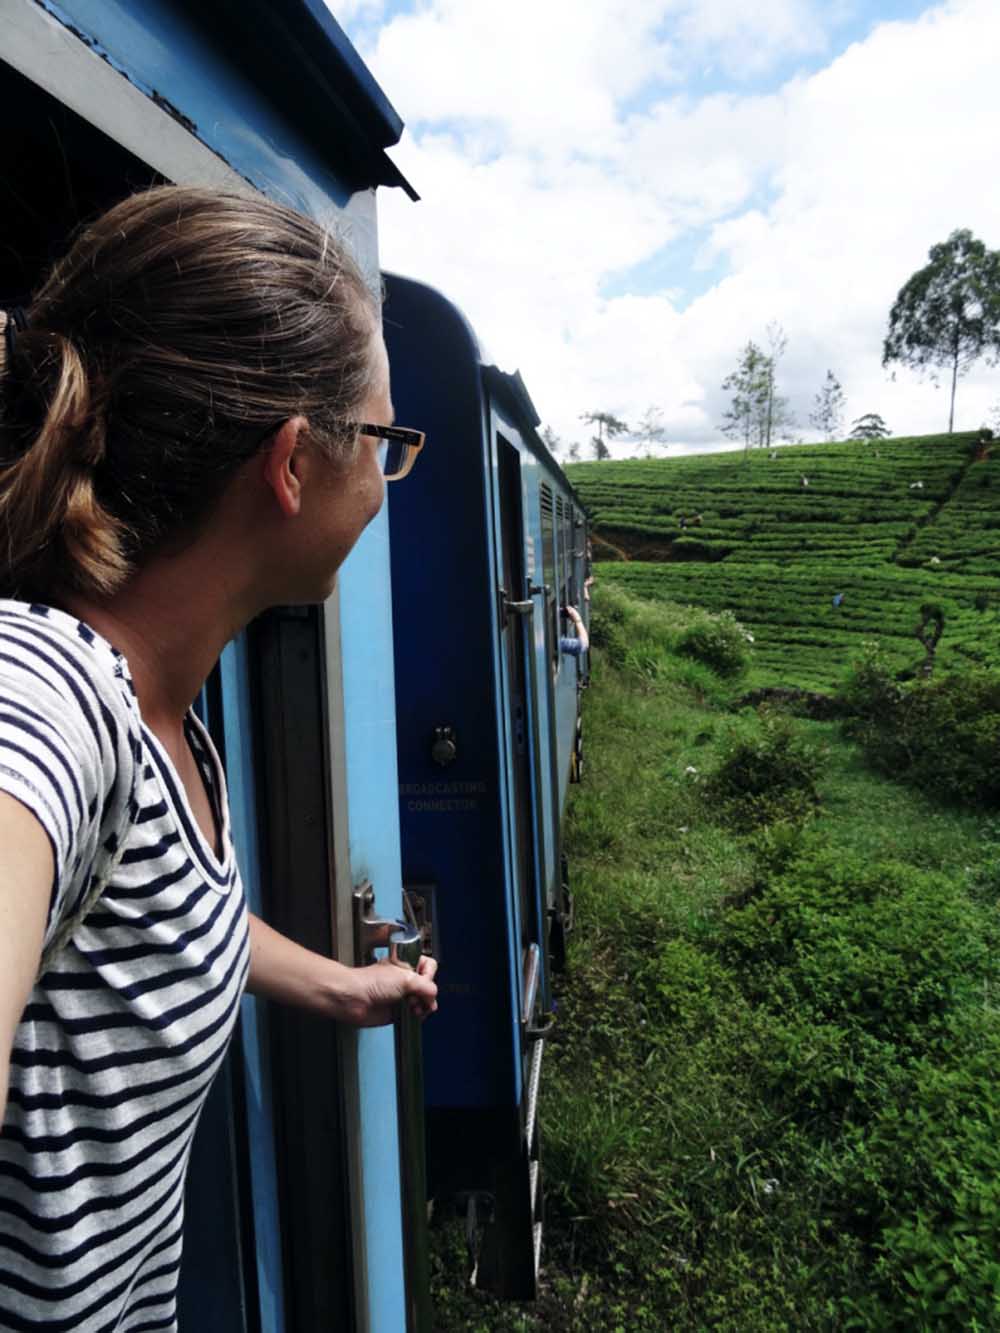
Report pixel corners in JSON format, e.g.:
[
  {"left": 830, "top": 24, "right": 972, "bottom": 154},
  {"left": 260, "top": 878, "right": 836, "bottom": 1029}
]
[
  {"left": 563, "top": 605, "right": 590, "bottom": 653},
  {"left": 0, "top": 794, "right": 55, "bottom": 1125}
]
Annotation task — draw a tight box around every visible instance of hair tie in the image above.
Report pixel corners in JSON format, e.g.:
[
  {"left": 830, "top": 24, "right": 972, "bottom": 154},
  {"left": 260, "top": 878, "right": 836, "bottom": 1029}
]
[{"left": 3, "top": 307, "right": 27, "bottom": 363}]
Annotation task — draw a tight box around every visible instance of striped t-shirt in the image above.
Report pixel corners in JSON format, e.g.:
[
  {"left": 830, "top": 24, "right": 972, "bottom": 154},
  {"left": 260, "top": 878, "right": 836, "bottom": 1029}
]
[{"left": 0, "top": 601, "right": 250, "bottom": 1331}]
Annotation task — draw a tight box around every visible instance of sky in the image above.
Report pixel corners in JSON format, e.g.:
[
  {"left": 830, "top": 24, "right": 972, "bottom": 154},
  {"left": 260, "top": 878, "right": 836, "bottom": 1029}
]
[{"left": 329, "top": 0, "right": 1000, "bottom": 457}]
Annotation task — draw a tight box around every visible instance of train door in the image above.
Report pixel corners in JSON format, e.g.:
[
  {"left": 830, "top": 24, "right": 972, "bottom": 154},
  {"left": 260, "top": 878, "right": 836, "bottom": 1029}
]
[
  {"left": 495, "top": 436, "right": 541, "bottom": 1017},
  {"left": 476, "top": 434, "right": 545, "bottom": 1298}
]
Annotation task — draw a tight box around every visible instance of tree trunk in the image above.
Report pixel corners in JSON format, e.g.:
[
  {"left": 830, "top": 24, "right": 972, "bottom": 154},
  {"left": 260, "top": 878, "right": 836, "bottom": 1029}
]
[{"left": 949, "top": 347, "right": 958, "bottom": 433}]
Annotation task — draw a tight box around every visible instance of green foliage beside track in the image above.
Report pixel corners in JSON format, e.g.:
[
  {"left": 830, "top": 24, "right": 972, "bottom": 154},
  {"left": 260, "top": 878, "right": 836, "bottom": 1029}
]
[{"left": 430, "top": 588, "right": 1000, "bottom": 1330}]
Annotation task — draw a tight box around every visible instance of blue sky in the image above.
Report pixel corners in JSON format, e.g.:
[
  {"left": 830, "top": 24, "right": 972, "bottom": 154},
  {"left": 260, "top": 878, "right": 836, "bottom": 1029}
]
[{"left": 332, "top": 0, "right": 1000, "bottom": 454}]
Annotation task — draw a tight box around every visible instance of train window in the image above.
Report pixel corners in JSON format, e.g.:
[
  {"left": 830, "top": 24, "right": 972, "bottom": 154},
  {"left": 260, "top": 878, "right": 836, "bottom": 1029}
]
[
  {"left": 539, "top": 483, "right": 558, "bottom": 672},
  {"left": 560, "top": 495, "right": 568, "bottom": 610},
  {"left": 568, "top": 507, "right": 579, "bottom": 606}
]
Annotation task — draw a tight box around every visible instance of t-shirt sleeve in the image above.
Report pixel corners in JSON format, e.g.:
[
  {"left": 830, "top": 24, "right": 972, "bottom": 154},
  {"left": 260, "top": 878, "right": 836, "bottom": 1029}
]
[
  {"left": 559, "top": 636, "right": 584, "bottom": 656},
  {"left": 0, "top": 626, "right": 137, "bottom": 948}
]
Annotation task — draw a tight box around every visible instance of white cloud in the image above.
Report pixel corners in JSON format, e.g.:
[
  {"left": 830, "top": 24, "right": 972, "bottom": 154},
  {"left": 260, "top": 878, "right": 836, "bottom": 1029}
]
[
  {"left": 353, "top": 0, "right": 1000, "bottom": 454},
  {"left": 673, "top": 0, "right": 835, "bottom": 78},
  {"left": 325, "top": 0, "right": 385, "bottom": 24},
  {"left": 366, "top": 0, "right": 677, "bottom": 161}
]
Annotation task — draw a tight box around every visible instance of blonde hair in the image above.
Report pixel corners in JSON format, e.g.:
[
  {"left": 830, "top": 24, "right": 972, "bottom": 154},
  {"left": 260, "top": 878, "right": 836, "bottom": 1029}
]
[{"left": 0, "top": 187, "right": 378, "bottom": 600}]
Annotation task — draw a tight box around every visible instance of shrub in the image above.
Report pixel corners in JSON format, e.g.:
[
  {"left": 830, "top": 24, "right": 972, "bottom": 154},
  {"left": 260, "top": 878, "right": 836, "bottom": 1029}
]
[
  {"left": 589, "top": 582, "right": 633, "bottom": 669},
  {"left": 841, "top": 656, "right": 1000, "bottom": 808},
  {"left": 676, "top": 609, "right": 753, "bottom": 679},
  {"left": 704, "top": 709, "right": 826, "bottom": 827},
  {"left": 842, "top": 1016, "right": 1000, "bottom": 1329}
]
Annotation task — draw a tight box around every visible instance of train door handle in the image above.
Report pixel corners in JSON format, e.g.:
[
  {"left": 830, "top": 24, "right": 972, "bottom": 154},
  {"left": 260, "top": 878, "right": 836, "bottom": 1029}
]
[
  {"left": 499, "top": 585, "right": 534, "bottom": 629},
  {"left": 352, "top": 880, "right": 423, "bottom": 967}
]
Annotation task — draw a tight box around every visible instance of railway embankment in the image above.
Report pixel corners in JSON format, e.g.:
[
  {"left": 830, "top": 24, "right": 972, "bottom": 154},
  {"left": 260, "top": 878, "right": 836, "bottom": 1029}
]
[{"left": 432, "top": 582, "right": 1000, "bottom": 1329}]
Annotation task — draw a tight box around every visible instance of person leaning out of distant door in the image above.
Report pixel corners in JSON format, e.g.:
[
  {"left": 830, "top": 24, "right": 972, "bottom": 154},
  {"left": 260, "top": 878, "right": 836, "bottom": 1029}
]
[{"left": 560, "top": 604, "right": 590, "bottom": 656}]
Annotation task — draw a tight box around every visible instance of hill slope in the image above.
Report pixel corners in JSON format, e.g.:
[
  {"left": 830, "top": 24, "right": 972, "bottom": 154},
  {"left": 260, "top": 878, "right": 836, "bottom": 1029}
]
[{"left": 566, "top": 433, "right": 1000, "bottom": 690}]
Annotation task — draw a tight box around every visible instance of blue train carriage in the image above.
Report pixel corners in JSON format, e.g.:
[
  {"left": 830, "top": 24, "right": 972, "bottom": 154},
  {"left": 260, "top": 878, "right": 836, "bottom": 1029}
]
[
  {"left": 384, "top": 275, "right": 590, "bottom": 1299},
  {"left": 1, "top": 3, "right": 431, "bottom": 1330}
]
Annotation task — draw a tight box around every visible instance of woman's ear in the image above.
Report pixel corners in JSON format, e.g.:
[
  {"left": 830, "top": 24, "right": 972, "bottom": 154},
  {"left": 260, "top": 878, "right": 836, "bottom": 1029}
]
[{"left": 261, "top": 417, "right": 309, "bottom": 517}]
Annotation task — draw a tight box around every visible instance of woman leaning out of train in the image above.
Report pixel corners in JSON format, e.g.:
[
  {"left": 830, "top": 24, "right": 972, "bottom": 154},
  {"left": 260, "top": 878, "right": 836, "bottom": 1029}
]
[{"left": 0, "top": 186, "right": 437, "bottom": 1330}]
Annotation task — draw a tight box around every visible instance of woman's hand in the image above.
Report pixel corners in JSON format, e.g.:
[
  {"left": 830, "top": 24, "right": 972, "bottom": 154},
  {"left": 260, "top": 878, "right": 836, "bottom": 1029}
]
[
  {"left": 247, "top": 913, "right": 438, "bottom": 1029},
  {"left": 337, "top": 954, "right": 439, "bottom": 1027}
]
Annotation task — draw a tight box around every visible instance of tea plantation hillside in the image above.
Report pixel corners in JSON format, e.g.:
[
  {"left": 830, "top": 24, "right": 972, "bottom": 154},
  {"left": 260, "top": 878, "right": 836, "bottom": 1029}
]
[{"left": 565, "top": 432, "right": 1000, "bottom": 690}]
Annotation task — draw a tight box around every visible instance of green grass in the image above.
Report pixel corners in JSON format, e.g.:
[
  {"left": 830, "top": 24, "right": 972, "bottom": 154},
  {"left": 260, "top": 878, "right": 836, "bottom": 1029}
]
[{"left": 430, "top": 589, "right": 1000, "bottom": 1331}]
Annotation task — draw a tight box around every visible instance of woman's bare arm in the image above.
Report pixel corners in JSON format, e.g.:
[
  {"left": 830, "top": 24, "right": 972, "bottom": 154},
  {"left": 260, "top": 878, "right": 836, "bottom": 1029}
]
[
  {"left": 246, "top": 912, "right": 438, "bottom": 1027},
  {"left": 0, "top": 795, "right": 55, "bottom": 1124}
]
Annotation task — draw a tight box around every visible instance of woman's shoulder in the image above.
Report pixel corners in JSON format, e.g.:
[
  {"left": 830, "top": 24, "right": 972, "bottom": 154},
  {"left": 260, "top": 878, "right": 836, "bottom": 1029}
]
[
  {"left": 0, "top": 600, "right": 143, "bottom": 906},
  {"left": 0, "top": 600, "right": 138, "bottom": 711},
  {"left": 0, "top": 598, "right": 142, "bottom": 784}
]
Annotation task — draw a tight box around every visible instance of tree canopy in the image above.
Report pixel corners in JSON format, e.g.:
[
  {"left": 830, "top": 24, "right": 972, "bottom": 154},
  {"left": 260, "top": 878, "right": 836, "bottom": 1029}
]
[
  {"left": 810, "top": 370, "right": 846, "bottom": 441},
  {"left": 633, "top": 405, "right": 668, "bottom": 457},
  {"left": 849, "top": 413, "right": 890, "bottom": 441},
  {"left": 580, "top": 410, "right": 629, "bottom": 460},
  {"left": 720, "top": 329, "right": 795, "bottom": 458},
  {"left": 720, "top": 340, "right": 769, "bottom": 455},
  {"left": 883, "top": 228, "right": 1000, "bottom": 432}
]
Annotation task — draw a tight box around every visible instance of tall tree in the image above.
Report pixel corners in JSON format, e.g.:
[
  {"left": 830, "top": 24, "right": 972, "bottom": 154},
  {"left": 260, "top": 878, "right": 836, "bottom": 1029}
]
[
  {"left": 720, "top": 340, "right": 770, "bottom": 458},
  {"left": 580, "top": 410, "right": 628, "bottom": 461},
  {"left": 810, "top": 370, "right": 846, "bottom": 441},
  {"left": 849, "top": 413, "right": 890, "bottom": 441},
  {"left": 566, "top": 440, "right": 581, "bottom": 462},
  {"left": 633, "top": 405, "right": 668, "bottom": 457},
  {"left": 540, "top": 425, "right": 562, "bottom": 458},
  {"left": 882, "top": 228, "right": 1000, "bottom": 432},
  {"left": 762, "top": 322, "right": 795, "bottom": 448}
]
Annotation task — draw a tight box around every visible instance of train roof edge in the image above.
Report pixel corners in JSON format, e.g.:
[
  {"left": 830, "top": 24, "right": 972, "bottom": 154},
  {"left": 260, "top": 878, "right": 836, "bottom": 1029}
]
[
  {"left": 384, "top": 272, "right": 588, "bottom": 512},
  {"left": 172, "top": 0, "right": 418, "bottom": 198}
]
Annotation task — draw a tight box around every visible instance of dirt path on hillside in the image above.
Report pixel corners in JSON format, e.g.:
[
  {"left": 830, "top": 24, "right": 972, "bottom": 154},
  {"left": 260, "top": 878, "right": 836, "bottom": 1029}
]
[{"left": 591, "top": 532, "right": 631, "bottom": 561}]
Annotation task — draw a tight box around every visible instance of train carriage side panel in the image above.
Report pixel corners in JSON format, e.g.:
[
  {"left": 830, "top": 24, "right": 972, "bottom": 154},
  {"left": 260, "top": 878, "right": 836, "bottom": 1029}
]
[{"left": 383, "top": 276, "right": 523, "bottom": 1123}]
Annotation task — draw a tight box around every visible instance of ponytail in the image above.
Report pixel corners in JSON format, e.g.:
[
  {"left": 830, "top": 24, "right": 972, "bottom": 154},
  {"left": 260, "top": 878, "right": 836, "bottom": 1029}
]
[{"left": 0, "top": 312, "right": 128, "bottom": 598}]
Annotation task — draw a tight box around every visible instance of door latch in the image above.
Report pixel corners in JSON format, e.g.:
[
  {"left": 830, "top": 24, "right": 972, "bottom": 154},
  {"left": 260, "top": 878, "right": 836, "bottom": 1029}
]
[
  {"left": 498, "top": 585, "right": 534, "bottom": 629},
  {"left": 352, "top": 880, "right": 422, "bottom": 968}
]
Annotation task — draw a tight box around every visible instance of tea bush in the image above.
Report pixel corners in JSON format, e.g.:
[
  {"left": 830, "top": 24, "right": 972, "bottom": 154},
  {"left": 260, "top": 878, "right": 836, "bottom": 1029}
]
[
  {"left": 676, "top": 608, "right": 753, "bottom": 678},
  {"left": 846, "top": 1017, "right": 1000, "bottom": 1329},
  {"left": 703, "top": 709, "right": 826, "bottom": 827},
  {"left": 841, "top": 653, "right": 1000, "bottom": 808}
]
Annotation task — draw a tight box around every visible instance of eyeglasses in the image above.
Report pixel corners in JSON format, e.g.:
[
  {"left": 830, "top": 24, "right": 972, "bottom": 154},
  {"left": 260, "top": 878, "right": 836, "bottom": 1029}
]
[
  {"left": 251, "top": 420, "right": 425, "bottom": 482},
  {"left": 351, "top": 422, "right": 425, "bottom": 482}
]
